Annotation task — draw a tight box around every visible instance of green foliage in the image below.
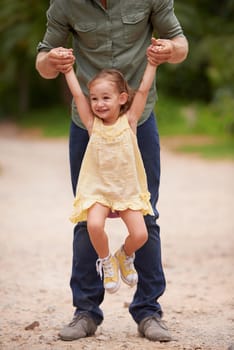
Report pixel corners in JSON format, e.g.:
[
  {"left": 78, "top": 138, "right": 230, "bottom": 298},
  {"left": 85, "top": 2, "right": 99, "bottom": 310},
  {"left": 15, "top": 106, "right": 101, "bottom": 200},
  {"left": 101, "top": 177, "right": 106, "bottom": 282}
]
[
  {"left": 157, "top": 94, "right": 233, "bottom": 137},
  {"left": 0, "top": 0, "right": 53, "bottom": 115},
  {"left": 18, "top": 105, "right": 71, "bottom": 138},
  {"left": 156, "top": 94, "right": 234, "bottom": 159},
  {"left": 178, "top": 139, "right": 234, "bottom": 160},
  {"left": 160, "top": 0, "right": 234, "bottom": 102},
  {"left": 155, "top": 94, "right": 187, "bottom": 135}
]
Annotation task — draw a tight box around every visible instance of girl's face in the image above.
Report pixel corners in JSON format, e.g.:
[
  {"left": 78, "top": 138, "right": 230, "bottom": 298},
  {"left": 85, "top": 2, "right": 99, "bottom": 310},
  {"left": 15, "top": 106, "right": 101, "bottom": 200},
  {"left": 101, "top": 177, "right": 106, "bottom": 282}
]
[{"left": 89, "top": 79, "right": 127, "bottom": 125}]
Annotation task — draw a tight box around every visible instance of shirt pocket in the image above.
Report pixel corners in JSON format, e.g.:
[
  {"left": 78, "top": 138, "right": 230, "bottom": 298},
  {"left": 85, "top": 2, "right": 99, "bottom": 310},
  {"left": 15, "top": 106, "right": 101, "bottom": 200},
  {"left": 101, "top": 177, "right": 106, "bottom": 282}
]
[
  {"left": 121, "top": 9, "right": 148, "bottom": 44},
  {"left": 74, "top": 22, "right": 98, "bottom": 49}
]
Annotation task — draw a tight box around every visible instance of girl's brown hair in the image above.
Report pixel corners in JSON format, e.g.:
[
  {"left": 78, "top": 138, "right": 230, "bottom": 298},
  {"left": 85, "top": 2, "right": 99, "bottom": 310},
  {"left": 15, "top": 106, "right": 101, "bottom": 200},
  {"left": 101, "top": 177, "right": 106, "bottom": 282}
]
[{"left": 88, "top": 69, "right": 135, "bottom": 116}]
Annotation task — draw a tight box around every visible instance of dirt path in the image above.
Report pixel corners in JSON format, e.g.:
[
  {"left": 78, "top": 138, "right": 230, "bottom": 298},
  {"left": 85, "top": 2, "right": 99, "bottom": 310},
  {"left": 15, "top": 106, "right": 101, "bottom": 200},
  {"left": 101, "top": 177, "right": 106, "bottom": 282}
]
[{"left": 0, "top": 129, "right": 233, "bottom": 350}]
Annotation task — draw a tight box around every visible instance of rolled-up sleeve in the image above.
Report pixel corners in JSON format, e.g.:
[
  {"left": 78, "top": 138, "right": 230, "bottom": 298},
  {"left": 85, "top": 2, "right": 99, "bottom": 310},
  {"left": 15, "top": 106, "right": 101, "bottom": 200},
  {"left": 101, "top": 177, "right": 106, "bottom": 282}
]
[
  {"left": 37, "top": 1, "right": 70, "bottom": 52},
  {"left": 151, "top": 0, "right": 184, "bottom": 39}
]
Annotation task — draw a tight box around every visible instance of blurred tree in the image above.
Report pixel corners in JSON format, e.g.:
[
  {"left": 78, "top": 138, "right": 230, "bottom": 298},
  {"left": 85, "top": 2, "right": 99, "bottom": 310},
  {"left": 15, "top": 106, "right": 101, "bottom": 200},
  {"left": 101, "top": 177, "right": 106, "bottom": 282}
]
[
  {"left": 158, "top": 0, "right": 234, "bottom": 102},
  {"left": 0, "top": 0, "right": 70, "bottom": 117},
  {"left": 0, "top": 1, "right": 44, "bottom": 115},
  {"left": 156, "top": 0, "right": 234, "bottom": 134}
]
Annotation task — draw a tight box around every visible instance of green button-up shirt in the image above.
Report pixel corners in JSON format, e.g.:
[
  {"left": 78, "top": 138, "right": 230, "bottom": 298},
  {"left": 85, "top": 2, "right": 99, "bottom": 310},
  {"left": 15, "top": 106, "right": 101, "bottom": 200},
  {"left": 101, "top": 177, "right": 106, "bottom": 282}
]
[{"left": 38, "top": 0, "right": 184, "bottom": 128}]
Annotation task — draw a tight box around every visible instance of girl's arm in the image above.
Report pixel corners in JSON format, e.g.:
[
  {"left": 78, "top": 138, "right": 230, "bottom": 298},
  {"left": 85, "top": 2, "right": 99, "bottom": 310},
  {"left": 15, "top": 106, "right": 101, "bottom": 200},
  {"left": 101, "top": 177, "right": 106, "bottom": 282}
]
[
  {"left": 127, "top": 60, "right": 157, "bottom": 133},
  {"left": 65, "top": 68, "right": 94, "bottom": 134}
]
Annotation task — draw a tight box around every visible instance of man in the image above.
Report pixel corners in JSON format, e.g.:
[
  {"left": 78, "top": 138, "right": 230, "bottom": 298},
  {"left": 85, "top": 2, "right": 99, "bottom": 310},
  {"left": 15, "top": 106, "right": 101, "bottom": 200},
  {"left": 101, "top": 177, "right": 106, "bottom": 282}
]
[{"left": 36, "top": 0, "right": 188, "bottom": 342}]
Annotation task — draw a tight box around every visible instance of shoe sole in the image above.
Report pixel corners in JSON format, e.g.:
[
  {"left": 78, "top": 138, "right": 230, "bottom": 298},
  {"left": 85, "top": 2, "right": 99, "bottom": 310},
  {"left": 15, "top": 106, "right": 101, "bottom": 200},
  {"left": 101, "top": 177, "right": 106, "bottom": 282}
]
[
  {"left": 105, "top": 276, "right": 121, "bottom": 294},
  {"left": 59, "top": 333, "right": 96, "bottom": 341},
  {"left": 120, "top": 274, "right": 138, "bottom": 287}
]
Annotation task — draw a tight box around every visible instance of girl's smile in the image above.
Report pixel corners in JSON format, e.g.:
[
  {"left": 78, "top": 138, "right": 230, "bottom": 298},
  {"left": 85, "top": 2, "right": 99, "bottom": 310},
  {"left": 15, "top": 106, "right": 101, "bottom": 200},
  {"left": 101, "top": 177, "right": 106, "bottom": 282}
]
[{"left": 89, "top": 80, "right": 124, "bottom": 125}]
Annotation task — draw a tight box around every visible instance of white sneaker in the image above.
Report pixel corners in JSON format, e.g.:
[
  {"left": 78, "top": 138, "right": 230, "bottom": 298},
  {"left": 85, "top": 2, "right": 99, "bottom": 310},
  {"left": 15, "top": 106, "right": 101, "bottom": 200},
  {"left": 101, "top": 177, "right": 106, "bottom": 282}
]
[
  {"left": 96, "top": 254, "right": 120, "bottom": 293},
  {"left": 115, "top": 246, "right": 138, "bottom": 287}
]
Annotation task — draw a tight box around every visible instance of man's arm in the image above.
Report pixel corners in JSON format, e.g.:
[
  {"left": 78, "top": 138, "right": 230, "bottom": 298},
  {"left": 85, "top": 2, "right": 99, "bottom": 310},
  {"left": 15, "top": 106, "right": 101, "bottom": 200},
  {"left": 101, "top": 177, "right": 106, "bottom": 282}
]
[
  {"left": 147, "top": 36, "right": 188, "bottom": 66},
  {"left": 168, "top": 36, "right": 189, "bottom": 63},
  {"left": 36, "top": 48, "right": 75, "bottom": 79}
]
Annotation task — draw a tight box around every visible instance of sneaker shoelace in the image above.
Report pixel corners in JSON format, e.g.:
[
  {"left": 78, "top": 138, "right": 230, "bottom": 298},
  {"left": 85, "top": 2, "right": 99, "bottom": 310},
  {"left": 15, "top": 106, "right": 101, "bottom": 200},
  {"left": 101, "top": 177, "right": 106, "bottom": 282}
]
[
  {"left": 96, "top": 258, "right": 114, "bottom": 280},
  {"left": 124, "top": 254, "right": 135, "bottom": 272}
]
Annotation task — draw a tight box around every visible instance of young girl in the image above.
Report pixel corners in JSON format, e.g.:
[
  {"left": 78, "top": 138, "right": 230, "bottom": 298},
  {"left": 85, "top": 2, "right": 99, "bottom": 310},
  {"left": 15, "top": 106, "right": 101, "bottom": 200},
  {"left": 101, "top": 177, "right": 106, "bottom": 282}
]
[{"left": 64, "top": 56, "right": 157, "bottom": 294}]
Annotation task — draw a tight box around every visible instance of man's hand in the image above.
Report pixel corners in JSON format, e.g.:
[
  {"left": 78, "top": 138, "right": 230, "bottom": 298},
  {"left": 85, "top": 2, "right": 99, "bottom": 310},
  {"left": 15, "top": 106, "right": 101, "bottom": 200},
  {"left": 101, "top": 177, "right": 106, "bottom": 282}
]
[
  {"left": 147, "top": 36, "right": 188, "bottom": 65},
  {"left": 147, "top": 38, "right": 174, "bottom": 65},
  {"left": 48, "top": 47, "right": 75, "bottom": 74},
  {"left": 36, "top": 47, "right": 75, "bottom": 79}
]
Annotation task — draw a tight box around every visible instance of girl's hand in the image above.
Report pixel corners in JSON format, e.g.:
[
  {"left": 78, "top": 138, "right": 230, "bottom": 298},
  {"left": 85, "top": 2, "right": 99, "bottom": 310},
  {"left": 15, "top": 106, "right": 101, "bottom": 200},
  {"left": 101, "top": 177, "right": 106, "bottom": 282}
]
[{"left": 47, "top": 47, "right": 75, "bottom": 74}]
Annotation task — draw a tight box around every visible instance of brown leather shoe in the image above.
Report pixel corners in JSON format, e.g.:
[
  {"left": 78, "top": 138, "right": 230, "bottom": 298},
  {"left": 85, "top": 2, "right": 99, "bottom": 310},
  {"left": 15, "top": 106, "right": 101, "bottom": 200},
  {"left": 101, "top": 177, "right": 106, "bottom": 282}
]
[
  {"left": 59, "top": 313, "right": 97, "bottom": 341},
  {"left": 138, "top": 315, "right": 172, "bottom": 342}
]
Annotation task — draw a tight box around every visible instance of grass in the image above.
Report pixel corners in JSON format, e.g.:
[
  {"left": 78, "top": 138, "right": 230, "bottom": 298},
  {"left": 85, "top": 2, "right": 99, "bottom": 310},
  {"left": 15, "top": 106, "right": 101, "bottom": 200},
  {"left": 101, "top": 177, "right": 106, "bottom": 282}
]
[
  {"left": 18, "top": 105, "right": 71, "bottom": 138},
  {"left": 178, "top": 138, "right": 234, "bottom": 159},
  {"left": 156, "top": 94, "right": 234, "bottom": 159},
  {"left": 16, "top": 96, "right": 234, "bottom": 160}
]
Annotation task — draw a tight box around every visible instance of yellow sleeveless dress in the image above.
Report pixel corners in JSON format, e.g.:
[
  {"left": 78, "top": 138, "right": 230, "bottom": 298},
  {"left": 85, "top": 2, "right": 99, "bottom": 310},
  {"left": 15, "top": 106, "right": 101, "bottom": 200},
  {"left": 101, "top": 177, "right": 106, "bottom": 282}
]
[{"left": 70, "top": 115, "right": 153, "bottom": 223}]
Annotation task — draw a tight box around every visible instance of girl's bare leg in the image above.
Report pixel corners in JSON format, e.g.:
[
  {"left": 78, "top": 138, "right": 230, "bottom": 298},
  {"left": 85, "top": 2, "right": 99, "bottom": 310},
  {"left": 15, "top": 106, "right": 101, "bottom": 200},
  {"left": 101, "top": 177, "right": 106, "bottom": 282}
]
[
  {"left": 88, "top": 203, "right": 120, "bottom": 294},
  {"left": 87, "top": 203, "right": 110, "bottom": 258},
  {"left": 119, "top": 209, "right": 148, "bottom": 256}
]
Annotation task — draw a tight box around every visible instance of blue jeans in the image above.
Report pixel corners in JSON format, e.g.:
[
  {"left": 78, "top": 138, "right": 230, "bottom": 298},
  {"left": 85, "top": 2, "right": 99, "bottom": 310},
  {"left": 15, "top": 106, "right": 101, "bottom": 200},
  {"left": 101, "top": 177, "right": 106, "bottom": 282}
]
[{"left": 69, "top": 112, "right": 166, "bottom": 325}]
